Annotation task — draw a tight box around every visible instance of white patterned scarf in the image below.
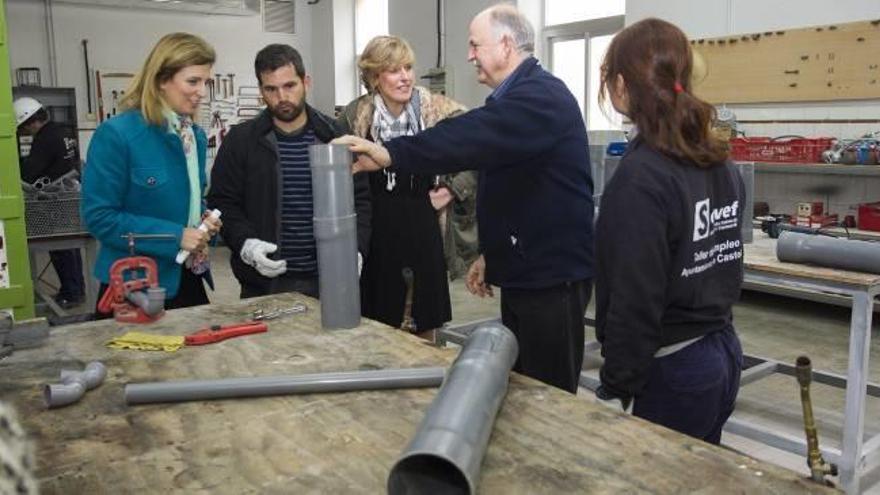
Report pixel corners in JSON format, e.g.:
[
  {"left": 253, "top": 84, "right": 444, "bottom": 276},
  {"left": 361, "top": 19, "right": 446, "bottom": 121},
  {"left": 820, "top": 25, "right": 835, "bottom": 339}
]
[
  {"left": 164, "top": 109, "right": 201, "bottom": 228},
  {"left": 370, "top": 92, "right": 424, "bottom": 191}
]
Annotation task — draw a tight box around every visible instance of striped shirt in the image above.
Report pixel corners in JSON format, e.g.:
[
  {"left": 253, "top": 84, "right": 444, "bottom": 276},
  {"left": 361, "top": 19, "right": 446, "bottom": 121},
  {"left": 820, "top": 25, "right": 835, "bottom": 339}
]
[{"left": 275, "top": 126, "right": 317, "bottom": 274}]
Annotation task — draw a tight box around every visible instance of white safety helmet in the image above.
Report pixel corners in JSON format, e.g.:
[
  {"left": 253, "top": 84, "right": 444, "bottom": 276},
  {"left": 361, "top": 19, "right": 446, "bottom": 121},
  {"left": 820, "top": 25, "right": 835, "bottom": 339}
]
[{"left": 13, "top": 97, "right": 43, "bottom": 127}]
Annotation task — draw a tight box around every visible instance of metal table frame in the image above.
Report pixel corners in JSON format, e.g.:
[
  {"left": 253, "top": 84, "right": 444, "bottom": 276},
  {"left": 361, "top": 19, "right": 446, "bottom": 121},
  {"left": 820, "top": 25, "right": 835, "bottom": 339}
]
[
  {"left": 27, "top": 233, "right": 97, "bottom": 316},
  {"left": 577, "top": 269, "right": 879, "bottom": 495},
  {"left": 439, "top": 270, "right": 879, "bottom": 494},
  {"left": 727, "top": 270, "right": 879, "bottom": 494}
]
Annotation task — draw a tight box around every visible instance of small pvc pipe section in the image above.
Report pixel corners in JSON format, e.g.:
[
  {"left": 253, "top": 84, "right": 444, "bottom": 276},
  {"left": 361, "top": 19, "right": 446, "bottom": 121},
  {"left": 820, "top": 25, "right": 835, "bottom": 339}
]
[
  {"left": 126, "top": 287, "right": 166, "bottom": 317},
  {"left": 44, "top": 361, "right": 107, "bottom": 409},
  {"left": 125, "top": 367, "right": 446, "bottom": 405},
  {"left": 777, "top": 231, "right": 880, "bottom": 274},
  {"left": 387, "top": 323, "right": 519, "bottom": 495}
]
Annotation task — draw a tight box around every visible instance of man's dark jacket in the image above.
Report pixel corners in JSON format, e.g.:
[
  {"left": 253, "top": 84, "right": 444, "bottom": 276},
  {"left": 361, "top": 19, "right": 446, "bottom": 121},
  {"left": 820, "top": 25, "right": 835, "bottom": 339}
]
[
  {"left": 20, "top": 121, "right": 80, "bottom": 183},
  {"left": 208, "top": 105, "right": 371, "bottom": 291},
  {"left": 384, "top": 57, "right": 594, "bottom": 289}
]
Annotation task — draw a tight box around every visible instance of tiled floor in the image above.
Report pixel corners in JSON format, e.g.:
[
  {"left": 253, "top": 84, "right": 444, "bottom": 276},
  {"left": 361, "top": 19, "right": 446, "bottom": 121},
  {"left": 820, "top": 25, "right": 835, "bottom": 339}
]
[{"left": 34, "top": 246, "right": 880, "bottom": 492}]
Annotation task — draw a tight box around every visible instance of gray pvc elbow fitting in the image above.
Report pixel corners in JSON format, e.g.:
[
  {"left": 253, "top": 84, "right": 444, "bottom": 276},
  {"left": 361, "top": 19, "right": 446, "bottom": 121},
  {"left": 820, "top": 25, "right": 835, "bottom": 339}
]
[
  {"left": 44, "top": 361, "right": 107, "bottom": 409},
  {"left": 126, "top": 287, "right": 166, "bottom": 317}
]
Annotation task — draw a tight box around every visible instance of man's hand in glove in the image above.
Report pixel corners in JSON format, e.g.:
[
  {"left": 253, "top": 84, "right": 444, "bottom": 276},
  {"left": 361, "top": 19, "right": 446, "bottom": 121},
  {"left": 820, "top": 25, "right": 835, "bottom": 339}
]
[
  {"left": 595, "top": 385, "right": 633, "bottom": 414},
  {"left": 240, "top": 239, "right": 287, "bottom": 278}
]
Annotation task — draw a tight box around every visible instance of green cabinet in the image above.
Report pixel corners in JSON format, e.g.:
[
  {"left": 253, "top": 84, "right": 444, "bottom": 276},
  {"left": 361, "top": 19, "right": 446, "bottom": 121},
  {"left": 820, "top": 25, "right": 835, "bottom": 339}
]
[{"left": 0, "top": 0, "right": 35, "bottom": 320}]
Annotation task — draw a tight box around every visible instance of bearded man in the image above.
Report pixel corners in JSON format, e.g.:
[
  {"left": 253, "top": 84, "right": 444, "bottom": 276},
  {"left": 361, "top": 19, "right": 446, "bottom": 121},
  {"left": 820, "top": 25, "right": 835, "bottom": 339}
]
[{"left": 208, "top": 44, "right": 371, "bottom": 298}]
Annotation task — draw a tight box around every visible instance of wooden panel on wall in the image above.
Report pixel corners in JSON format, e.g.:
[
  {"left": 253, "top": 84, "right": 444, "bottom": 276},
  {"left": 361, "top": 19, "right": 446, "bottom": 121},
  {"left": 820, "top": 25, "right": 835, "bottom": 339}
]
[{"left": 691, "top": 20, "right": 880, "bottom": 104}]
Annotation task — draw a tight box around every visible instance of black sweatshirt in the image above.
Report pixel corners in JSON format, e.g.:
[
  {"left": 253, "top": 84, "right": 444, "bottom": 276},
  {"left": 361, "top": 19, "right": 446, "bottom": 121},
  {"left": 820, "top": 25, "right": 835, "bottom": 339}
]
[
  {"left": 595, "top": 135, "right": 745, "bottom": 400},
  {"left": 19, "top": 121, "right": 80, "bottom": 184}
]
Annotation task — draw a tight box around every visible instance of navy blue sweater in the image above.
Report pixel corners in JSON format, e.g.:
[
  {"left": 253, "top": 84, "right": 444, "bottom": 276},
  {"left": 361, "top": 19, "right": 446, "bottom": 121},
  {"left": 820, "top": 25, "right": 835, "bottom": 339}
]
[
  {"left": 596, "top": 135, "right": 745, "bottom": 399},
  {"left": 384, "top": 58, "right": 594, "bottom": 289}
]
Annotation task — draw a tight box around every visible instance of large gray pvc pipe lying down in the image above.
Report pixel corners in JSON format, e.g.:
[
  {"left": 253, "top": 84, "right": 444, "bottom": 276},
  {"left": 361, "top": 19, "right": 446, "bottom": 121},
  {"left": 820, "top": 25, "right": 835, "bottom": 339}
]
[
  {"left": 44, "top": 361, "right": 107, "bottom": 409},
  {"left": 125, "top": 367, "right": 446, "bottom": 405},
  {"left": 387, "top": 323, "right": 519, "bottom": 495},
  {"left": 777, "top": 231, "right": 880, "bottom": 274}
]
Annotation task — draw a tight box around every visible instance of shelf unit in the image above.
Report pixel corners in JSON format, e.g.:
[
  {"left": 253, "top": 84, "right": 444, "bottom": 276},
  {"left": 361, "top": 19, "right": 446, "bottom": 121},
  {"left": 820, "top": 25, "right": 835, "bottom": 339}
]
[{"left": 748, "top": 162, "right": 880, "bottom": 177}]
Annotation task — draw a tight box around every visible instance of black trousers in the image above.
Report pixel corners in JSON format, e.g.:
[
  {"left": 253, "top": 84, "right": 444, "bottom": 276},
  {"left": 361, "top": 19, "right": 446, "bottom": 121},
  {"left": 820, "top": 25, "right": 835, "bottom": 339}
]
[
  {"left": 500, "top": 279, "right": 592, "bottom": 394},
  {"left": 240, "top": 274, "right": 319, "bottom": 300},
  {"left": 95, "top": 267, "right": 208, "bottom": 318},
  {"left": 633, "top": 326, "right": 743, "bottom": 445},
  {"left": 49, "top": 249, "right": 84, "bottom": 300}
]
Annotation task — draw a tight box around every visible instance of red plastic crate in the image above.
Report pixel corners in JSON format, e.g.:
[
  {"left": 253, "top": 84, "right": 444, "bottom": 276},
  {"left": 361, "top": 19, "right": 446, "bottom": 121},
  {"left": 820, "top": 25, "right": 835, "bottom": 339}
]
[
  {"left": 858, "top": 202, "right": 880, "bottom": 232},
  {"left": 730, "top": 137, "right": 835, "bottom": 163}
]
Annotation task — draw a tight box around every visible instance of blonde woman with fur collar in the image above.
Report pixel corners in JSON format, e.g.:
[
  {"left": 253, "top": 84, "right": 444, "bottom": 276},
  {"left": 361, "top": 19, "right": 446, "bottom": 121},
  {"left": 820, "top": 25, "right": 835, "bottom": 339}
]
[{"left": 337, "top": 35, "right": 477, "bottom": 341}]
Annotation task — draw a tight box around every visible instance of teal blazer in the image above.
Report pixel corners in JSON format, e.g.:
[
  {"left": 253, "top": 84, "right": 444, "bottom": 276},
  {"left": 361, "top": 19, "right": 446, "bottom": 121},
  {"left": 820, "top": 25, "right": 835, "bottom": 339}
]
[{"left": 82, "top": 110, "right": 207, "bottom": 298}]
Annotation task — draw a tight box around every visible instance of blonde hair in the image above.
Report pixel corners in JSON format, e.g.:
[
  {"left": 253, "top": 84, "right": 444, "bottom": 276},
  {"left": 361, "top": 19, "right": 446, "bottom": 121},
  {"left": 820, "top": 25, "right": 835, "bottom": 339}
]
[
  {"left": 357, "top": 36, "right": 415, "bottom": 93},
  {"left": 119, "top": 33, "right": 216, "bottom": 126}
]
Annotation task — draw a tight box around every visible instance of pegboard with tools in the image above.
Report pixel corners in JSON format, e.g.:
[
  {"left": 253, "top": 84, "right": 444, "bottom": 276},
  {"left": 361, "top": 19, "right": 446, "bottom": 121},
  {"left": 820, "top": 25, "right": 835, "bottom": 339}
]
[
  {"left": 691, "top": 19, "right": 880, "bottom": 104},
  {"left": 93, "top": 70, "right": 134, "bottom": 123}
]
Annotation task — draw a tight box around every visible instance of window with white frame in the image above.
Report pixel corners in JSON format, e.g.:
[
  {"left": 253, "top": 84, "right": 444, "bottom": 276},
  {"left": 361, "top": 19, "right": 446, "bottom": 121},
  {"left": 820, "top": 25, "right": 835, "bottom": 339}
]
[
  {"left": 543, "top": 1, "right": 624, "bottom": 131},
  {"left": 355, "top": 0, "right": 388, "bottom": 95},
  {"left": 545, "top": 0, "right": 624, "bottom": 26},
  {"left": 355, "top": 0, "right": 389, "bottom": 55}
]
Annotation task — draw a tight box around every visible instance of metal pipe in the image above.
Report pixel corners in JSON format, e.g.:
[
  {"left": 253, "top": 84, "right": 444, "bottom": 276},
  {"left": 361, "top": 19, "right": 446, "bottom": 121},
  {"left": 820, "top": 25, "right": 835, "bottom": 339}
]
[
  {"left": 777, "top": 231, "right": 880, "bottom": 274},
  {"left": 125, "top": 287, "right": 166, "bottom": 317},
  {"left": 795, "top": 356, "right": 838, "bottom": 483},
  {"left": 309, "top": 144, "right": 360, "bottom": 329},
  {"left": 44, "top": 0, "right": 58, "bottom": 86},
  {"left": 736, "top": 162, "right": 754, "bottom": 243},
  {"left": 125, "top": 367, "right": 445, "bottom": 405},
  {"left": 44, "top": 361, "right": 106, "bottom": 409},
  {"left": 387, "top": 324, "right": 519, "bottom": 495}
]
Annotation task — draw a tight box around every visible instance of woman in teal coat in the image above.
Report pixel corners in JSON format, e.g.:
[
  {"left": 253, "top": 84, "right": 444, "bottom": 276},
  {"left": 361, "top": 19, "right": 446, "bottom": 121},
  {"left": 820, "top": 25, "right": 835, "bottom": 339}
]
[{"left": 82, "top": 33, "right": 221, "bottom": 310}]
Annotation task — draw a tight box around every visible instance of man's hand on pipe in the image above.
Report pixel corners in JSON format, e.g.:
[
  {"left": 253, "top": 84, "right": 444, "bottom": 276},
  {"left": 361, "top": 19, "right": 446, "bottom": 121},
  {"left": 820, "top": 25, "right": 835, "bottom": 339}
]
[{"left": 332, "top": 135, "right": 391, "bottom": 173}]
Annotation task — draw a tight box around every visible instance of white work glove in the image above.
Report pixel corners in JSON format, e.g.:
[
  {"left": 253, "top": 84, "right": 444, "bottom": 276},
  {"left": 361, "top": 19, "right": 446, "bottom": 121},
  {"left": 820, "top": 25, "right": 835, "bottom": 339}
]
[
  {"left": 594, "top": 385, "right": 633, "bottom": 414},
  {"left": 358, "top": 252, "right": 363, "bottom": 277},
  {"left": 240, "top": 238, "right": 287, "bottom": 278}
]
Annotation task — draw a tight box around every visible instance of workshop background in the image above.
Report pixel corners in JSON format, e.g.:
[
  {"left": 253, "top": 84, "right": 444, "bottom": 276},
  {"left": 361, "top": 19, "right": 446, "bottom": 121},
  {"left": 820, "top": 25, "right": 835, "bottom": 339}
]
[{"left": 0, "top": 0, "right": 879, "bottom": 493}]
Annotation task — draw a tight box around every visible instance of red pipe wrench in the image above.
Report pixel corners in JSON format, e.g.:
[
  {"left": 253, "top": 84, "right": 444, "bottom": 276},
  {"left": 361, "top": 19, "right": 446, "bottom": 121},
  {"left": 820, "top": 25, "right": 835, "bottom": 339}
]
[{"left": 185, "top": 321, "right": 268, "bottom": 346}]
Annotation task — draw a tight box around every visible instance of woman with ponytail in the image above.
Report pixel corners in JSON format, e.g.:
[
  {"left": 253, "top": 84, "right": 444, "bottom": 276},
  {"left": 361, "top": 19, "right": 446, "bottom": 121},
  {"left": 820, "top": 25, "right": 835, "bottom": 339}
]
[{"left": 592, "top": 18, "right": 745, "bottom": 445}]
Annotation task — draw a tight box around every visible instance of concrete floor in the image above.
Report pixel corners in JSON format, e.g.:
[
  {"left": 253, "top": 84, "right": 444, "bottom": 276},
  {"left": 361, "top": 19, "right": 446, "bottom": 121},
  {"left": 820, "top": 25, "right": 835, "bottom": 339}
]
[{"left": 34, "top": 246, "right": 880, "bottom": 492}]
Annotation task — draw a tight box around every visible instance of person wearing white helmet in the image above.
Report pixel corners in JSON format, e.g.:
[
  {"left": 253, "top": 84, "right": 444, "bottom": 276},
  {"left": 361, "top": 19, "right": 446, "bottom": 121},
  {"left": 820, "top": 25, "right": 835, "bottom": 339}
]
[
  {"left": 13, "top": 96, "right": 85, "bottom": 308},
  {"left": 14, "top": 97, "right": 80, "bottom": 184}
]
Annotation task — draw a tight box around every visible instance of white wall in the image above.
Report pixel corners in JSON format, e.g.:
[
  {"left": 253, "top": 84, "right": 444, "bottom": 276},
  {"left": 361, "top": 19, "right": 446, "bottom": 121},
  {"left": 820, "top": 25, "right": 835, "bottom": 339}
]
[
  {"left": 308, "top": 0, "right": 335, "bottom": 114},
  {"left": 388, "top": 0, "right": 438, "bottom": 80},
  {"left": 626, "top": 0, "right": 880, "bottom": 139},
  {"left": 4, "top": 0, "right": 317, "bottom": 134},
  {"left": 442, "top": 0, "right": 495, "bottom": 109},
  {"left": 332, "top": 0, "right": 357, "bottom": 108},
  {"left": 386, "top": 0, "right": 542, "bottom": 110}
]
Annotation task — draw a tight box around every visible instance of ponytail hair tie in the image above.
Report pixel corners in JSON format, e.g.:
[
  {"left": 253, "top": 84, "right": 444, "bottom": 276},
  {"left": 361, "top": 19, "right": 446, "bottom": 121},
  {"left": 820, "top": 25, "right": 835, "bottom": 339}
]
[{"left": 673, "top": 81, "right": 684, "bottom": 94}]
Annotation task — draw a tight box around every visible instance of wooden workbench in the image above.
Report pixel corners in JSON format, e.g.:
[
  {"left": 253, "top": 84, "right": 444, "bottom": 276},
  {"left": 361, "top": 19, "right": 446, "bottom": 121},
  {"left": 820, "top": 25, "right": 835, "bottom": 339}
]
[{"left": 0, "top": 293, "right": 832, "bottom": 493}]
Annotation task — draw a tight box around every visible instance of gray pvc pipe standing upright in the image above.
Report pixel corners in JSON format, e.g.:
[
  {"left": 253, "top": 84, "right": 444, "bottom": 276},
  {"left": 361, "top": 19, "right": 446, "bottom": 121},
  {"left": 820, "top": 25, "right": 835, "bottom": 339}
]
[
  {"left": 309, "top": 144, "right": 360, "bottom": 329},
  {"left": 387, "top": 323, "right": 519, "bottom": 495},
  {"left": 777, "top": 231, "right": 880, "bottom": 274}
]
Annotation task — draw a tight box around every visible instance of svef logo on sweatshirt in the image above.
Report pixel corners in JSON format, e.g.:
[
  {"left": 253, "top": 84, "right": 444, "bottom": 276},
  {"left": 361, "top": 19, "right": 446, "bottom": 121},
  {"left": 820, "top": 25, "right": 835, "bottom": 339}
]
[{"left": 693, "top": 198, "right": 739, "bottom": 241}]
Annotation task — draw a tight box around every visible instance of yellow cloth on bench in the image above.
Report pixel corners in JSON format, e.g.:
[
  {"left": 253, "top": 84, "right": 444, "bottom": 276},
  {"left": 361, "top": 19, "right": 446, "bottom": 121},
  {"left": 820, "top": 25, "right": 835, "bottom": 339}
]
[{"left": 106, "top": 332, "right": 185, "bottom": 352}]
